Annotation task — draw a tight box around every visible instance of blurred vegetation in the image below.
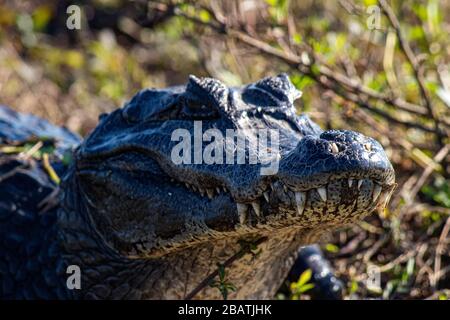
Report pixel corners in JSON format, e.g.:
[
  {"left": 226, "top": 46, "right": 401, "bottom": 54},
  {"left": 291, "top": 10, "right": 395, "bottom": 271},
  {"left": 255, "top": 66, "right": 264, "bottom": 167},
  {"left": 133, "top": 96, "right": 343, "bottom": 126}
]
[{"left": 0, "top": 0, "right": 449, "bottom": 299}]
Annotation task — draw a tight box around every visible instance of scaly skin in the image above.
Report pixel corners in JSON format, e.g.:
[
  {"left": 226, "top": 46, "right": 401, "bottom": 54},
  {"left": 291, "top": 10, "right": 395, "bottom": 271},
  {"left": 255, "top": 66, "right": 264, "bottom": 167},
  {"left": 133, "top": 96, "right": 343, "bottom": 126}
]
[{"left": 0, "top": 74, "right": 395, "bottom": 299}]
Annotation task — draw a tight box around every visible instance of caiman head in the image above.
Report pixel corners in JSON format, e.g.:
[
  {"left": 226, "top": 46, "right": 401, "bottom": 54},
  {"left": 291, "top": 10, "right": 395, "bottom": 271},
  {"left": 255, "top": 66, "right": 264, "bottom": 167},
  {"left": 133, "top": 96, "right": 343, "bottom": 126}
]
[{"left": 67, "top": 74, "right": 395, "bottom": 258}]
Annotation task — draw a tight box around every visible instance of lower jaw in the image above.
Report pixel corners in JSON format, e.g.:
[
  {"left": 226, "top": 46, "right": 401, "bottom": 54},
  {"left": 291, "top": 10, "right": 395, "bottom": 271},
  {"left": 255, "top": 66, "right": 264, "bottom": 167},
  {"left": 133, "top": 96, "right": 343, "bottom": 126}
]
[{"left": 126, "top": 188, "right": 391, "bottom": 259}]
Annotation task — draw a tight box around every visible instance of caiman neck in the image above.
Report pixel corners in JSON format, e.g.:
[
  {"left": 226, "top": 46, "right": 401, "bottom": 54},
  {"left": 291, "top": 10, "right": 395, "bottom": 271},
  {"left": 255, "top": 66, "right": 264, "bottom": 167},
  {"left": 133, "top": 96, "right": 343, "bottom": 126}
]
[{"left": 57, "top": 169, "right": 149, "bottom": 299}]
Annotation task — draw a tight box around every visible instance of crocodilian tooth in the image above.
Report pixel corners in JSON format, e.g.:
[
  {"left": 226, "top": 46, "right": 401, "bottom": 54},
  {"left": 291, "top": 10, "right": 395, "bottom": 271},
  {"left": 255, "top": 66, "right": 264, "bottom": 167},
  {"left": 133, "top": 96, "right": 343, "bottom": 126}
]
[
  {"left": 251, "top": 201, "right": 261, "bottom": 217},
  {"left": 376, "top": 190, "right": 391, "bottom": 215},
  {"left": 317, "top": 187, "right": 327, "bottom": 202},
  {"left": 206, "top": 188, "right": 214, "bottom": 199},
  {"left": 379, "top": 190, "right": 392, "bottom": 208},
  {"left": 236, "top": 203, "right": 248, "bottom": 224},
  {"left": 357, "top": 179, "right": 364, "bottom": 189},
  {"left": 263, "top": 191, "right": 270, "bottom": 202},
  {"left": 216, "top": 187, "right": 221, "bottom": 194},
  {"left": 198, "top": 187, "right": 205, "bottom": 196},
  {"left": 372, "top": 184, "right": 382, "bottom": 202},
  {"left": 330, "top": 142, "right": 339, "bottom": 154},
  {"left": 348, "top": 179, "right": 353, "bottom": 187},
  {"left": 295, "top": 192, "right": 306, "bottom": 215}
]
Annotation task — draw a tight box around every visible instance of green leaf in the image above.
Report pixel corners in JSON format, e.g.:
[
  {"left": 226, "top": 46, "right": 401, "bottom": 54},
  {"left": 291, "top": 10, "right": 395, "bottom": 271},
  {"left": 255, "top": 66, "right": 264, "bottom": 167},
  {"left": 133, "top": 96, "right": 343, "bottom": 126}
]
[
  {"left": 266, "top": 0, "right": 278, "bottom": 6},
  {"left": 408, "top": 26, "right": 425, "bottom": 42},
  {"left": 292, "top": 33, "right": 302, "bottom": 45},
  {"left": 363, "top": 0, "right": 378, "bottom": 6},
  {"left": 217, "top": 263, "right": 226, "bottom": 281},
  {"left": 297, "top": 269, "right": 313, "bottom": 287},
  {"left": 290, "top": 74, "right": 314, "bottom": 90},
  {"left": 62, "top": 152, "right": 74, "bottom": 166},
  {"left": 198, "top": 9, "right": 211, "bottom": 23},
  {"left": 225, "top": 283, "right": 237, "bottom": 292},
  {"left": 297, "top": 283, "right": 315, "bottom": 293},
  {"left": 325, "top": 243, "right": 339, "bottom": 253},
  {"left": 349, "top": 280, "right": 359, "bottom": 294},
  {"left": 32, "top": 5, "right": 52, "bottom": 31},
  {"left": 65, "top": 50, "right": 84, "bottom": 69},
  {"left": 412, "top": 3, "right": 427, "bottom": 21}
]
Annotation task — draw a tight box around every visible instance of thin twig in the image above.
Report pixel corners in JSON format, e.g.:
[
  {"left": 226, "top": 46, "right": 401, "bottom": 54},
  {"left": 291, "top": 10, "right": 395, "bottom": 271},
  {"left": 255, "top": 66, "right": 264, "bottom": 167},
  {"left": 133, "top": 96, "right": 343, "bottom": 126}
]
[
  {"left": 19, "top": 140, "right": 43, "bottom": 160},
  {"left": 363, "top": 232, "right": 390, "bottom": 263},
  {"left": 184, "top": 237, "right": 267, "bottom": 300},
  {"left": 377, "top": 245, "right": 421, "bottom": 273},
  {"left": 0, "top": 163, "right": 27, "bottom": 183},
  {"left": 42, "top": 153, "right": 60, "bottom": 185},
  {"left": 153, "top": 2, "right": 450, "bottom": 132},
  {"left": 408, "top": 144, "right": 450, "bottom": 201},
  {"left": 379, "top": 0, "right": 444, "bottom": 145},
  {"left": 432, "top": 217, "right": 450, "bottom": 289}
]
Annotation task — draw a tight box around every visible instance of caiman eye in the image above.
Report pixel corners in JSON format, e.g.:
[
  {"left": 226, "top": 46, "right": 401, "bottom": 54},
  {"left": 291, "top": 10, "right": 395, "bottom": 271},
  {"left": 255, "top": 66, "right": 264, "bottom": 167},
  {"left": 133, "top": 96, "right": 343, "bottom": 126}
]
[
  {"left": 182, "top": 96, "right": 211, "bottom": 112},
  {"left": 177, "top": 75, "right": 229, "bottom": 119},
  {"left": 178, "top": 96, "right": 220, "bottom": 119},
  {"left": 242, "top": 73, "right": 301, "bottom": 108}
]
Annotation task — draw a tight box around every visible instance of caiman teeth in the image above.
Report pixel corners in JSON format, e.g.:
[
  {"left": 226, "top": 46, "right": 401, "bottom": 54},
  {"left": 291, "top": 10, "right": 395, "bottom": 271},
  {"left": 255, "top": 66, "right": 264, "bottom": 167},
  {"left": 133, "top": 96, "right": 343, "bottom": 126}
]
[
  {"left": 330, "top": 142, "right": 339, "bottom": 154},
  {"left": 378, "top": 190, "right": 389, "bottom": 207},
  {"left": 348, "top": 179, "right": 353, "bottom": 187},
  {"left": 236, "top": 203, "right": 248, "bottom": 224},
  {"left": 294, "top": 191, "right": 306, "bottom": 215},
  {"left": 317, "top": 187, "right": 327, "bottom": 202},
  {"left": 357, "top": 179, "right": 364, "bottom": 189},
  {"left": 372, "top": 184, "right": 382, "bottom": 202},
  {"left": 263, "top": 191, "right": 270, "bottom": 202},
  {"left": 379, "top": 190, "right": 392, "bottom": 209},
  {"left": 251, "top": 201, "right": 261, "bottom": 217},
  {"left": 183, "top": 181, "right": 229, "bottom": 198}
]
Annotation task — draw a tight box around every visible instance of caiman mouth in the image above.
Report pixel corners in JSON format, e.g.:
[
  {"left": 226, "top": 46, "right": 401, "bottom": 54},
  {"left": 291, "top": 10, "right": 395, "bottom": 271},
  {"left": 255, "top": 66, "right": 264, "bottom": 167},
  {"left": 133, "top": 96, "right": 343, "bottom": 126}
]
[
  {"left": 75, "top": 146, "right": 395, "bottom": 259},
  {"left": 78, "top": 141, "right": 396, "bottom": 231},
  {"left": 165, "top": 171, "right": 396, "bottom": 228}
]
